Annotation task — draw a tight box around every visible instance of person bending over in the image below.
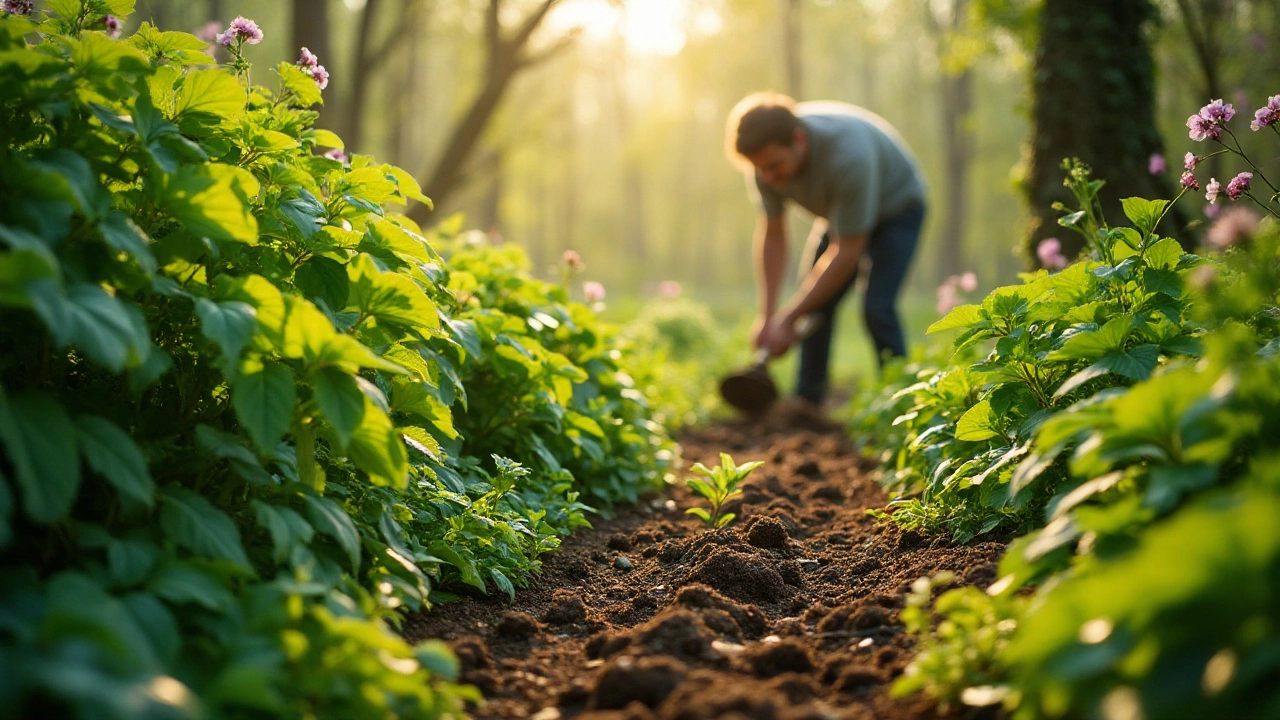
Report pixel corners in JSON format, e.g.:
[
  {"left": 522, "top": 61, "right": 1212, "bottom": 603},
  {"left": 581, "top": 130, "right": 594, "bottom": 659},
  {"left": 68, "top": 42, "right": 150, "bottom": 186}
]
[{"left": 726, "top": 92, "right": 928, "bottom": 405}]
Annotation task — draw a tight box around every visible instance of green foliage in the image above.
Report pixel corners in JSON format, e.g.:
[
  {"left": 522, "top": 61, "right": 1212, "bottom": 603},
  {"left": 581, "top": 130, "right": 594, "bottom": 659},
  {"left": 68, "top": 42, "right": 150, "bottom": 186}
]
[
  {"left": 867, "top": 157, "right": 1280, "bottom": 717},
  {"left": 684, "top": 453, "right": 764, "bottom": 528},
  {"left": 0, "top": 7, "right": 670, "bottom": 718}
]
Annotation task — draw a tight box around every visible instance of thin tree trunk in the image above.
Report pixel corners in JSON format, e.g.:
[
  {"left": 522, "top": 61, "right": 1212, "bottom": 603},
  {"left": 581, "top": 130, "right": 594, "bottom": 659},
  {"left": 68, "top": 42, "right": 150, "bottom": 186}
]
[
  {"left": 936, "top": 0, "right": 973, "bottom": 284},
  {"left": 292, "top": 0, "right": 332, "bottom": 122},
  {"left": 783, "top": 0, "right": 803, "bottom": 99},
  {"left": 344, "top": 0, "right": 384, "bottom": 149},
  {"left": 611, "top": 36, "right": 646, "bottom": 263}
]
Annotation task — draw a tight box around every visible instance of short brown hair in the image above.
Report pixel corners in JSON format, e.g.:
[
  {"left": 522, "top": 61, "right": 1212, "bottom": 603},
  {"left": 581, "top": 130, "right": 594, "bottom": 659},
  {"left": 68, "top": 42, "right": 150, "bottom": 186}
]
[{"left": 725, "top": 92, "right": 800, "bottom": 167}]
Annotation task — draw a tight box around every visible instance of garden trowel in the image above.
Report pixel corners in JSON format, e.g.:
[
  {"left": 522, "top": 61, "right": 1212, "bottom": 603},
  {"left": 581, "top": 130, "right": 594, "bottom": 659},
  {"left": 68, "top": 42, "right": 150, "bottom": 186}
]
[{"left": 719, "top": 315, "right": 822, "bottom": 414}]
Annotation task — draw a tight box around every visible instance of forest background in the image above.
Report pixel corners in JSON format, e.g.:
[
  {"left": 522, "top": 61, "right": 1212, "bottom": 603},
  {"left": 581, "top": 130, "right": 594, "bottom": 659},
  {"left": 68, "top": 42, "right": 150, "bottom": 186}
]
[{"left": 120, "top": 0, "right": 1280, "bottom": 380}]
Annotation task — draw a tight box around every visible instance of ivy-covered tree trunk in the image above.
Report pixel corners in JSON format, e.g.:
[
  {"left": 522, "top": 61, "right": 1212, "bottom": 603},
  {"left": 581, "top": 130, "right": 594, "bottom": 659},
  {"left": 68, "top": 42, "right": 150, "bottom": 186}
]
[{"left": 1025, "top": 0, "right": 1182, "bottom": 261}]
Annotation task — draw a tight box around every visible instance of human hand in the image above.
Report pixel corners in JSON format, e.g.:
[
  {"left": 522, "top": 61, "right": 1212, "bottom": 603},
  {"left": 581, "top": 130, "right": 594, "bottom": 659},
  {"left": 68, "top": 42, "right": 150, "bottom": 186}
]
[
  {"left": 750, "top": 314, "right": 772, "bottom": 350},
  {"left": 764, "top": 315, "right": 798, "bottom": 358}
]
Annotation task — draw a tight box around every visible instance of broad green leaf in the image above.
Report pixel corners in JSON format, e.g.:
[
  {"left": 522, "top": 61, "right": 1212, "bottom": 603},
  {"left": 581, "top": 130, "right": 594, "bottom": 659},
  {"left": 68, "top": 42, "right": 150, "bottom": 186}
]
[
  {"left": 1096, "top": 344, "right": 1159, "bottom": 380},
  {"left": 0, "top": 389, "right": 80, "bottom": 523},
  {"left": 955, "top": 400, "right": 1001, "bottom": 442},
  {"left": 429, "top": 541, "right": 484, "bottom": 591},
  {"left": 339, "top": 168, "right": 398, "bottom": 206},
  {"left": 278, "top": 188, "right": 325, "bottom": 239},
  {"left": 148, "top": 560, "right": 235, "bottom": 612},
  {"left": 76, "top": 415, "right": 154, "bottom": 508},
  {"left": 173, "top": 68, "right": 244, "bottom": 126},
  {"left": 312, "top": 128, "right": 344, "bottom": 149},
  {"left": 102, "top": 0, "right": 137, "bottom": 16},
  {"left": 1049, "top": 315, "right": 1133, "bottom": 362},
  {"left": 686, "top": 507, "right": 712, "bottom": 523},
  {"left": 385, "top": 166, "right": 433, "bottom": 208},
  {"left": 27, "top": 281, "right": 152, "bottom": 373},
  {"left": 365, "top": 217, "right": 432, "bottom": 263},
  {"left": 490, "top": 568, "right": 516, "bottom": 601},
  {"left": 69, "top": 31, "right": 150, "bottom": 79},
  {"left": 1120, "top": 197, "right": 1170, "bottom": 237},
  {"left": 302, "top": 494, "right": 361, "bottom": 571},
  {"left": 251, "top": 500, "right": 315, "bottom": 563},
  {"left": 158, "top": 489, "right": 251, "bottom": 570},
  {"left": 161, "top": 164, "right": 258, "bottom": 246},
  {"left": 196, "top": 298, "right": 257, "bottom": 367},
  {"left": 348, "top": 398, "right": 408, "bottom": 487},
  {"left": 1144, "top": 237, "right": 1184, "bottom": 271},
  {"left": 309, "top": 366, "right": 365, "bottom": 449},
  {"left": 1054, "top": 363, "right": 1110, "bottom": 399},
  {"left": 107, "top": 537, "right": 157, "bottom": 587},
  {"left": 216, "top": 275, "right": 284, "bottom": 343},
  {"left": 121, "top": 593, "right": 180, "bottom": 667},
  {"left": 231, "top": 361, "right": 296, "bottom": 453},
  {"left": 294, "top": 256, "right": 349, "bottom": 310},
  {"left": 927, "top": 304, "right": 984, "bottom": 334},
  {"left": 47, "top": 0, "right": 81, "bottom": 21},
  {"left": 27, "top": 149, "right": 111, "bottom": 220},
  {"left": 100, "top": 212, "right": 156, "bottom": 274},
  {"left": 347, "top": 253, "right": 438, "bottom": 331},
  {"left": 277, "top": 62, "right": 323, "bottom": 107}
]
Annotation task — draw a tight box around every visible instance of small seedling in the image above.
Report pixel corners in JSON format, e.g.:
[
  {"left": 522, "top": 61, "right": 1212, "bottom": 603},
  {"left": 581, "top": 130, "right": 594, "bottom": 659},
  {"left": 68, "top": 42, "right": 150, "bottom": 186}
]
[{"left": 684, "top": 453, "right": 765, "bottom": 528}]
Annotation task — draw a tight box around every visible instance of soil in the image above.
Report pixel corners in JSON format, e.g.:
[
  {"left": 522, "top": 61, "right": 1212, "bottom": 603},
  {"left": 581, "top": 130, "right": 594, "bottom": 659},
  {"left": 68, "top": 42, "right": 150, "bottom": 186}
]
[{"left": 401, "top": 401, "right": 1006, "bottom": 720}]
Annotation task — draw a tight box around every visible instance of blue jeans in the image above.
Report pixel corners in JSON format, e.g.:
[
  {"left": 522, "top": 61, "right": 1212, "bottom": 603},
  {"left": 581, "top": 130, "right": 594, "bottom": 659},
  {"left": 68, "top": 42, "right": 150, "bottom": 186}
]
[{"left": 796, "top": 202, "right": 925, "bottom": 403}]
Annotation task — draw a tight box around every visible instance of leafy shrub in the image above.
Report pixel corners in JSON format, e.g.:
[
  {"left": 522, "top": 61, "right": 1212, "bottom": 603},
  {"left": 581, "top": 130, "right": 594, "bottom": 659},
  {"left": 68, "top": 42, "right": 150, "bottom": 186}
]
[
  {"left": 0, "top": 5, "right": 670, "bottom": 717},
  {"left": 623, "top": 296, "right": 735, "bottom": 429}
]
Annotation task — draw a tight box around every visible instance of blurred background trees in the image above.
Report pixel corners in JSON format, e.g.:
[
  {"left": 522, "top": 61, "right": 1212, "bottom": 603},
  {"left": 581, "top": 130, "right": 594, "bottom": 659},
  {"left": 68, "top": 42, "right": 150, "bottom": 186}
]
[{"left": 128, "top": 0, "right": 1280, "bottom": 309}]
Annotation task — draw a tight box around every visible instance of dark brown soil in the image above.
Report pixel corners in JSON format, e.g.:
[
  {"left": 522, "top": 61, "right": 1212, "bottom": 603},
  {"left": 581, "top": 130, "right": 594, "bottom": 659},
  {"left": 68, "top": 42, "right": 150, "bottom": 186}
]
[{"left": 401, "top": 402, "right": 1005, "bottom": 719}]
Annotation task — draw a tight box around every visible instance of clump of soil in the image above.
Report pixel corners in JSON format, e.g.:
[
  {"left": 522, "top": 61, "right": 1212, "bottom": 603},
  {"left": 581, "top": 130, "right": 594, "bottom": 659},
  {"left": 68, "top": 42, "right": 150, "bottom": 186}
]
[{"left": 403, "top": 412, "right": 1007, "bottom": 720}]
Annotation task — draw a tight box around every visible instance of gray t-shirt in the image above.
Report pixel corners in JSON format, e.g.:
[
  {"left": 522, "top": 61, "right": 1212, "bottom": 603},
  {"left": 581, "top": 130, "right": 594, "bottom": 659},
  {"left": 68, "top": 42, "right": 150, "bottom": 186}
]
[{"left": 750, "top": 101, "right": 926, "bottom": 237}]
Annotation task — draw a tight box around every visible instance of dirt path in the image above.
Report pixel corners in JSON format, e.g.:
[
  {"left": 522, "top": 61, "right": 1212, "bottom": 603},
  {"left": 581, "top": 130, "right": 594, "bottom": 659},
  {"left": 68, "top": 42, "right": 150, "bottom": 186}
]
[{"left": 402, "top": 403, "right": 1005, "bottom": 720}]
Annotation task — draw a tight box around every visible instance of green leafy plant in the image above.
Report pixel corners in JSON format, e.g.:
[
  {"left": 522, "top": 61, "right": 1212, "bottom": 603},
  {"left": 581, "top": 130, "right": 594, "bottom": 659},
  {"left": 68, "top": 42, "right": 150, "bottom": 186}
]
[{"left": 684, "top": 453, "right": 764, "bottom": 528}]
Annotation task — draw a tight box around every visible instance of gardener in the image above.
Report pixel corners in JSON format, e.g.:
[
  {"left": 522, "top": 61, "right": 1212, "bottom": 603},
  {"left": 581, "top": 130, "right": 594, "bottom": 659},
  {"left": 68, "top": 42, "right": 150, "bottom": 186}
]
[{"left": 727, "top": 93, "right": 927, "bottom": 405}]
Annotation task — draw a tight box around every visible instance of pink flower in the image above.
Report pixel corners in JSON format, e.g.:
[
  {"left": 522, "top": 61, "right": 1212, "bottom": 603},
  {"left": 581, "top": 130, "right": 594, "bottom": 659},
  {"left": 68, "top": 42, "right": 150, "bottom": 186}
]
[
  {"left": 1036, "top": 237, "right": 1069, "bottom": 271},
  {"left": 1206, "top": 206, "right": 1260, "bottom": 249},
  {"left": 958, "top": 272, "right": 978, "bottom": 293},
  {"left": 2, "top": 0, "right": 32, "bottom": 14},
  {"left": 309, "top": 64, "right": 329, "bottom": 90},
  {"left": 323, "top": 148, "right": 347, "bottom": 163},
  {"left": 936, "top": 283, "right": 959, "bottom": 315},
  {"left": 1148, "top": 153, "right": 1166, "bottom": 175},
  {"left": 1187, "top": 114, "right": 1219, "bottom": 142},
  {"left": 196, "top": 21, "right": 222, "bottom": 43},
  {"left": 1180, "top": 171, "right": 1200, "bottom": 191},
  {"left": 1226, "top": 171, "right": 1252, "bottom": 200},
  {"left": 1251, "top": 95, "right": 1280, "bottom": 131},
  {"left": 562, "top": 250, "right": 585, "bottom": 272},
  {"left": 583, "top": 281, "right": 606, "bottom": 303},
  {"left": 1206, "top": 178, "right": 1221, "bottom": 204},
  {"left": 1200, "top": 99, "right": 1235, "bottom": 123},
  {"left": 658, "top": 280, "right": 683, "bottom": 298},
  {"left": 1205, "top": 203, "right": 1221, "bottom": 219},
  {"left": 1184, "top": 152, "right": 1198, "bottom": 170},
  {"left": 217, "top": 16, "right": 263, "bottom": 46},
  {"left": 104, "top": 14, "right": 122, "bottom": 38},
  {"left": 299, "top": 47, "right": 319, "bottom": 68}
]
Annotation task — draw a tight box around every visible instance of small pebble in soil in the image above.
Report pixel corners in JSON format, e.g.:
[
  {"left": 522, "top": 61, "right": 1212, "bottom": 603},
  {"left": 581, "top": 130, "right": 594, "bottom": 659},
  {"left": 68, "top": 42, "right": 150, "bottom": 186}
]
[
  {"left": 531, "top": 708, "right": 561, "bottom": 720},
  {"left": 664, "top": 499, "right": 677, "bottom": 511},
  {"left": 798, "top": 559, "right": 820, "bottom": 570},
  {"left": 613, "top": 556, "right": 633, "bottom": 571}
]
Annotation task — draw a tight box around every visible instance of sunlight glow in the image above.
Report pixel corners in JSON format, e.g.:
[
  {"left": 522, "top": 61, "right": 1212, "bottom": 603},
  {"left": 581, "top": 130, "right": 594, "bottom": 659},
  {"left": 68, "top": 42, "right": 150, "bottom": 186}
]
[{"left": 549, "top": 0, "right": 721, "bottom": 57}]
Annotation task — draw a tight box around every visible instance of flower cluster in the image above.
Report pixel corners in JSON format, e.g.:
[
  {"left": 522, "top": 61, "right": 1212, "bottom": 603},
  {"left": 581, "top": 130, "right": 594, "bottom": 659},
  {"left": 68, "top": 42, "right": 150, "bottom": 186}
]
[
  {"left": 3, "top": 0, "right": 31, "bottom": 15},
  {"left": 1226, "top": 172, "right": 1252, "bottom": 201},
  {"left": 1180, "top": 171, "right": 1200, "bottom": 191},
  {"left": 297, "top": 47, "right": 329, "bottom": 90},
  {"left": 1188, "top": 99, "right": 1235, "bottom": 142},
  {"left": 1252, "top": 95, "right": 1280, "bottom": 131},
  {"left": 1036, "top": 238, "right": 1069, "bottom": 272},
  {"left": 104, "top": 14, "right": 122, "bottom": 39},
  {"left": 1148, "top": 154, "right": 1166, "bottom": 175},
  {"left": 323, "top": 148, "right": 347, "bottom": 163},
  {"left": 216, "top": 17, "right": 263, "bottom": 47},
  {"left": 562, "top": 250, "right": 585, "bottom": 273},
  {"left": 936, "top": 272, "right": 978, "bottom": 314},
  {"left": 1205, "top": 206, "right": 1260, "bottom": 249},
  {"left": 583, "top": 280, "right": 606, "bottom": 304}
]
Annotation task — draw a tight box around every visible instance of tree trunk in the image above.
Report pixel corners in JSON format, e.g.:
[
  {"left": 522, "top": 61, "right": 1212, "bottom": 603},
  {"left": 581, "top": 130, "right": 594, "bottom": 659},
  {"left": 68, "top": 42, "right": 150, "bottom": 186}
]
[
  {"left": 1025, "top": 0, "right": 1183, "bottom": 262},
  {"left": 1173, "top": 0, "right": 1226, "bottom": 182},
  {"left": 783, "top": 0, "right": 803, "bottom": 99},
  {"left": 936, "top": 0, "right": 973, "bottom": 284},
  {"left": 292, "top": 0, "right": 332, "bottom": 120},
  {"left": 343, "top": 0, "right": 384, "bottom": 150},
  {"left": 611, "top": 37, "right": 646, "bottom": 263}
]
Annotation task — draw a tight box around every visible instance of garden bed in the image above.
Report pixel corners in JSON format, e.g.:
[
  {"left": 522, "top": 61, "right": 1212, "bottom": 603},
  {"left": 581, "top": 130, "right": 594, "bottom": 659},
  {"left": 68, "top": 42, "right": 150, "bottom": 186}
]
[{"left": 402, "top": 403, "right": 1006, "bottom": 720}]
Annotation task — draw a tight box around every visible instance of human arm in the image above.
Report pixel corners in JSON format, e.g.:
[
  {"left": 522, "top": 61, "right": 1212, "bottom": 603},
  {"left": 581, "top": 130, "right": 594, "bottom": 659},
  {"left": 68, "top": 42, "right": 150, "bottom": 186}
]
[
  {"left": 751, "top": 213, "right": 788, "bottom": 348},
  {"left": 764, "top": 231, "right": 868, "bottom": 356}
]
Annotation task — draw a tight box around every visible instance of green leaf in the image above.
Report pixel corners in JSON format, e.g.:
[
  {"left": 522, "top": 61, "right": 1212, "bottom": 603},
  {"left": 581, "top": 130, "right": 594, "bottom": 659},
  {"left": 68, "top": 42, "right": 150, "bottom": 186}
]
[
  {"left": 308, "top": 366, "right": 365, "bottom": 450},
  {"left": 348, "top": 398, "right": 408, "bottom": 487},
  {"left": 955, "top": 399, "right": 1001, "bottom": 442},
  {"left": 1120, "top": 197, "right": 1170, "bottom": 237},
  {"left": 365, "top": 217, "right": 432, "bottom": 263},
  {"left": 27, "top": 150, "right": 111, "bottom": 220},
  {"left": 490, "top": 568, "right": 516, "bottom": 601},
  {"left": 429, "top": 542, "right": 484, "bottom": 591},
  {"left": 277, "top": 62, "right": 323, "bottom": 107},
  {"left": 302, "top": 495, "right": 361, "bottom": 571},
  {"left": 102, "top": 0, "right": 137, "bottom": 17},
  {"left": 415, "top": 641, "right": 459, "bottom": 681},
  {"left": 148, "top": 560, "right": 235, "bottom": 612},
  {"left": 231, "top": 361, "right": 296, "bottom": 453},
  {"left": 928, "top": 305, "right": 984, "bottom": 334},
  {"left": 161, "top": 164, "right": 258, "bottom": 246},
  {"left": 100, "top": 212, "right": 156, "bottom": 274},
  {"left": 158, "top": 488, "right": 251, "bottom": 570},
  {"left": 173, "top": 68, "right": 245, "bottom": 128},
  {"left": 715, "top": 512, "right": 737, "bottom": 529},
  {"left": 1095, "top": 344, "right": 1159, "bottom": 380},
  {"left": 47, "top": 0, "right": 81, "bottom": 21},
  {"left": 76, "top": 415, "right": 154, "bottom": 508},
  {"left": 685, "top": 507, "right": 712, "bottom": 524},
  {"left": 339, "top": 168, "right": 399, "bottom": 206},
  {"left": 196, "top": 299, "right": 257, "bottom": 368},
  {"left": 0, "top": 389, "right": 80, "bottom": 523},
  {"left": 1144, "top": 237, "right": 1184, "bottom": 271},
  {"left": 251, "top": 500, "right": 315, "bottom": 563},
  {"left": 347, "top": 253, "right": 438, "bottom": 331},
  {"left": 107, "top": 538, "right": 157, "bottom": 587},
  {"left": 1049, "top": 315, "right": 1133, "bottom": 362},
  {"left": 27, "top": 281, "right": 152, "bottom": 373},
  {"left": 294, "top": 256, "right": 349, "bottom": 310},
  {"left": 312, "top": 129, "right": 344, "bottom": 150}
]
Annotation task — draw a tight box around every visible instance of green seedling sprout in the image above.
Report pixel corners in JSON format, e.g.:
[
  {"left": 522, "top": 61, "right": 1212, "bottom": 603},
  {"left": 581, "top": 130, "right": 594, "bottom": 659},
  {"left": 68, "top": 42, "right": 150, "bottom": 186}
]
[{"left": 684, "top": 453, "right": 765, "bottom": 528}]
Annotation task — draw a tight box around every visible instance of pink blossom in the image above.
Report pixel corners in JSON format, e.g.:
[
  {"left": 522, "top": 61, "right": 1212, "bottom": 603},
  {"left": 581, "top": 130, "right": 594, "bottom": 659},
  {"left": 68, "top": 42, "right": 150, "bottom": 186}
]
[
  {"left": 1036, "top": 237, "right": 1069, "bottom": 271},
  {"left": 1148, "top": 154, "right": 1166, "bottom": 175},
  {"left": 323, "top": 148, "right": 347, "bottom": 163},
  {"left": 1251, "top": 95, "right": 1280, "bottom": 131},
  {"left": 1205, "top": 178, "right": 1221, "bottom": 204},
  {"left": 562, "top": 250, "right": 585, "bottom": 272},
  {"left": 299, "top": 47, "right": 319, "bottom": 68},
  {"left": 1184, "top": 152, "right": 1198, "bottom": 170},
  {"left": 1205, "top": 203, "right": 1221, "bottom": 219},
  {"left": 1206, "top": 206, "right": 1260, "bottom": 249},
  {"left": 2, "top": 0, "right": 32, "bottom": 14},
  {"left": 217, "top": 16, "right": 263, "bottom": 46},
  {"left": 936, "top": 283, "right": 959, "bottom": 315},
  {"left": 958, "top": 272, "right": 978, "bottom": 293},
  {"left": 658, "top": 280, "right": 683, "bottom": 298},
  {"left": 196, "top": 21, "right": 222, "bottom": 43},
  {"left": 583, "top": 281, "right": 606, "bottom": 303},
  {"left": 1226, "top": 171, "right": 1252, "bottom": 200},
  {"left": 309, "top": 64, "right": 329, "bottom": 90},
  {"left": 1187, "top": 114, "right": 1220, "bottom": 142},
  {"left": 104, "top": 14, "right": 122, "bottom": 38},
  {"left": 1180, "top": 171, "right": 1200, "bottom": 191},
  {"left": 1200, "top": 99, "right": 1235, "bottom": 123}
]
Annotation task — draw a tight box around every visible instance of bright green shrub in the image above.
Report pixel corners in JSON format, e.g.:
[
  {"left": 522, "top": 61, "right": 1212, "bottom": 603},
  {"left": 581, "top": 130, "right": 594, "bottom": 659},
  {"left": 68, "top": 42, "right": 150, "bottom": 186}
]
[
  {"left": 623, "top": 297, "right": 735, "bottom": 429},
  {"left": 0, "top": 5, "right": 669, "bottom": 717}
]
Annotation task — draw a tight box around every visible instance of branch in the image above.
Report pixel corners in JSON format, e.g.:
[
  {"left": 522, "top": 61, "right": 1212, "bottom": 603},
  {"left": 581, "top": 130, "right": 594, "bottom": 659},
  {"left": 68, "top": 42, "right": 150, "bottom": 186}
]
[
  {"left": 510, "top": 0, "right": 561, "bottom": 51},
  {"left": 515, "top": 32, "right": 578, "bottom": 71}
]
